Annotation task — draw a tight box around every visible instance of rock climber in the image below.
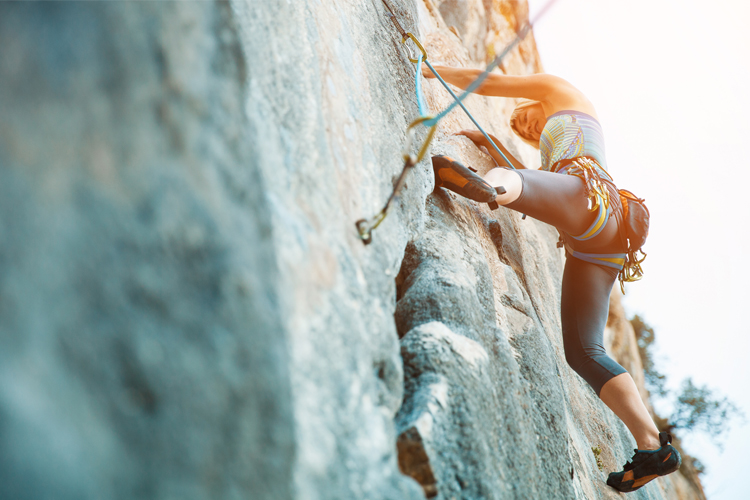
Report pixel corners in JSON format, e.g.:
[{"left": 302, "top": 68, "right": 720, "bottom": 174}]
[{"left": 422, "top": 64, "right": 680, "bottom": 493}]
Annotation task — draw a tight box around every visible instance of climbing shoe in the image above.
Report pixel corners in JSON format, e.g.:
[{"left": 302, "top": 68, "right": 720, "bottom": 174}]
[
  {"left": 432, "top": 155, "right": 498, "bottom": 204},
  {"left": 606, "top": 432, "right": 681, "bottom": 492}
]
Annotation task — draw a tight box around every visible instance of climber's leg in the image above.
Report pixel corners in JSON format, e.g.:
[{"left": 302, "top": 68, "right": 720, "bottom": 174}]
[
  {"left": 482, "top": 167, "right": 523, "bottom": 205},
  {"left": 432, "top": 159, "right": 596, "bottom": 220},
  {"left": 500, "top": 169, "right": 609, "bottom": 235},
  {"left": 560, "top": 256, "right": 626, "bottom": 392},
  {"left": 560, "top": 256, "right": 660, "bottom": 450},
  {"left": 600, "top": 374, "right": 661, "bottom": 451}
]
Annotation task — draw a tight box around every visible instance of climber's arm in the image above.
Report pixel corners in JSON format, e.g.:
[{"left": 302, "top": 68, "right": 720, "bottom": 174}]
[
  {"left": 422, "top": 66, "right": 592, "bottom": 112},
  {"left": 456, "top": 130, "right": 527, "bottom": 170}
]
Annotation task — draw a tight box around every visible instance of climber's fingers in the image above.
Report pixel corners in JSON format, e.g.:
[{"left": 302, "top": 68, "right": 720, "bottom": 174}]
[{"left": 455, "top": 129, "right": 486, "bottom": 145}]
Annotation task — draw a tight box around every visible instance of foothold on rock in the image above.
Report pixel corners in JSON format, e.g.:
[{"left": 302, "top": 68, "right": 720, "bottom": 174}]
[
  {"left": 397, "top": 427, "right": 438, "bottom": 499},
  {"left": 487, "top": 219, "right": 504, "bottom": 257}
]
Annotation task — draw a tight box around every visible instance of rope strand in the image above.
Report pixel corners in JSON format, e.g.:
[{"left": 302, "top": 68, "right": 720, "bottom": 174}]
[
  {"left": 423, "top": 60, "right": 516, "bottom": 169},
  {"left": 358, "top": 0, "right": 559, "bottom": 244},
  {"left": 422, "top": 0, "right": 559, "bottom": 127}
]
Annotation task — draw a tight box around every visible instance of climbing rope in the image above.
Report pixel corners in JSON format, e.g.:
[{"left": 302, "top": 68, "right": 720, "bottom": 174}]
[
  {"left": 422, "top": 0, "right": 558, "bottom": 126},
  {"left": 415, "top": 53, "right": 429, "bottom": 117},
  {"left": 422, "top": 59, "right": 516, "bottom": 168},
  {"left": 356, "top": 0, "right": 558, "bottom": 244},
  {"left": 355, "top": 32, "right": 436, "bottom": 244}
]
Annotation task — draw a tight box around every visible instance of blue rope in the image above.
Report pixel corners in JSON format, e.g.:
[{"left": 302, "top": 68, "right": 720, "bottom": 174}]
[
  {"left": 421, "top": 0, "right": 560, "bottom": 126},
  {"left": 422, "top": 29, "right": 527, "bottom": 128},
  {"left": 415, "top": 53, "right": 429, "bottom": 117},
  {"left": 423, "top": 59, "right": 517, "bottom": 170}
]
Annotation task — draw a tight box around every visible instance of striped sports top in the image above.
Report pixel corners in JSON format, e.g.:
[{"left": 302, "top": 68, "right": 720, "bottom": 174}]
[{"left": 540, "top": 111, "right": 608, "bottom": 172}]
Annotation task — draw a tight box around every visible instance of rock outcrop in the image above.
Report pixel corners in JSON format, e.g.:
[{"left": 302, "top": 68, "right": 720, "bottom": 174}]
[{"left": 0, "top": 1, "right": 704, "bottom": 499}]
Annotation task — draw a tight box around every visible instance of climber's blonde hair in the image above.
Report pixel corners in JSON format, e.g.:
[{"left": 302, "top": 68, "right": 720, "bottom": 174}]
[{"left": 509, "top": 100, "right": 542, "bottom": 149}]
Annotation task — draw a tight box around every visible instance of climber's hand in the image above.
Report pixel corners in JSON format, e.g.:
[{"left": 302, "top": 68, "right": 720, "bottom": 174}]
[
  {"left": 455, "top": 130, "right": 488, "bottom": 146},
  {"left": 421, "top": 64, "right": 437, "bottom": 79}
]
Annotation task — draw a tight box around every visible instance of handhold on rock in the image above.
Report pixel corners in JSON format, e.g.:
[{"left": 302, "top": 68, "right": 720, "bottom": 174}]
[{"left": 397, "top": 426, "right": 438, "bottom": 498}]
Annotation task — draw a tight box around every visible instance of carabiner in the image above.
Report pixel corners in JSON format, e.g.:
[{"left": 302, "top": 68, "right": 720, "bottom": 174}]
[
  {"left": 402, "top": 116, "right": 437, "bottom": 165},
  {"left": 402, "top": 33, "right": 427, "bottom": 64}
]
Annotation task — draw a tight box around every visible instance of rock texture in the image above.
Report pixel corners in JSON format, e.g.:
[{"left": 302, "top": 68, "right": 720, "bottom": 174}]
[
  {"left": 0, "top": 1, "right": 704, "bottom": 500},
  {"left": 0, "top": 3, "right": 293, "bottom": 500}
]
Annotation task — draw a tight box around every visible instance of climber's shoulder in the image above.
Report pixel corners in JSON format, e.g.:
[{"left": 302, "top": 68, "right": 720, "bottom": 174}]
[
  {"left": 529, "top": 74, "right": 599, "bottom": 119},
  {"left": 476, "top": 72, "right": 598, "bottom": 118}
]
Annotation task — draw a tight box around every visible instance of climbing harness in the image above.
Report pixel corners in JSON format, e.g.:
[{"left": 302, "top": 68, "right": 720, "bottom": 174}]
[
  {"left": 553, "top": 156, "right": 614, "bottom": 242},
  {"left": 552, "top": 156, "right": 650, "bottom": 293},
  {"left": 617, "top": 189, "right": 649, "bottom": 290},
  {"left": 356, "top": 0, "right": 558, "bottom": 244}
]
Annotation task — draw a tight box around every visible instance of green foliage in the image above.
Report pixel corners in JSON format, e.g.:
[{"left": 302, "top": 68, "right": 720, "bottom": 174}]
[
  {"left": 629, "top": 315, "right": 745, "bottom": 450},
  {"left": 669, "top": 378, "right": 745, "bottom": 442},
  {"left": 686, "top": 456, "right": 705, "bottom": 476},
  {"left": 591, "top": 445, "right": 603, "bottom": 471}
]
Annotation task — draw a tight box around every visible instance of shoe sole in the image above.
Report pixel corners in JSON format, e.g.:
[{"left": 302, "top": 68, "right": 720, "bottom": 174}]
[
  {"left": 433, "top": 156, "right": 497, "bottom": 203},
  {"left": 608, "top": 449, "right": 681, "bottom": 492}
]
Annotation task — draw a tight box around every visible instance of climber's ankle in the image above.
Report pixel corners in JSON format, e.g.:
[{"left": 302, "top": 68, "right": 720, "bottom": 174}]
[{"left": 636, "top": 434, "right": 661, "bottom": 451}]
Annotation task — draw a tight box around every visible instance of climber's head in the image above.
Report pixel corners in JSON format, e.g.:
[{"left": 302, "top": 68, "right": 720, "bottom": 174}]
[{"left": 509, "top": 100, "right": 545, "bottom": 149}]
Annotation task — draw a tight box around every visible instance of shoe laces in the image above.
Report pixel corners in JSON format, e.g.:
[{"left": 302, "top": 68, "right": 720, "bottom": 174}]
[{"left": 622, "top": 449, "right": 655, "bottom": 471}]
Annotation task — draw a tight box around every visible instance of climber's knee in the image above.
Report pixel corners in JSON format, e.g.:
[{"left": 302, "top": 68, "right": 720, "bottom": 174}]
[
  {"left": 564, "top": 349, "right": 627, "bottom": 395},
  {"left": 483, "top": 167, "right": 522, "bottom": 205},
  {"left": 565, "top": 355, "right": 600, "bottom": 392}
]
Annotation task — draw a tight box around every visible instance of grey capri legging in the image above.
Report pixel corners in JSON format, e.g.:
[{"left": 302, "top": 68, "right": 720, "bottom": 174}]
[{"left": 505, "top": 168, "right": 627, "bottom": 395}]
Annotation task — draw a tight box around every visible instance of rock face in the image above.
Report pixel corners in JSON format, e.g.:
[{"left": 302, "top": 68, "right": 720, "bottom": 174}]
[
  {"left": 0, "top": 3, "right": 293, "bottom": 500},
  {"left": 0, "top": 1, "right": 704, "bottom": 500}
]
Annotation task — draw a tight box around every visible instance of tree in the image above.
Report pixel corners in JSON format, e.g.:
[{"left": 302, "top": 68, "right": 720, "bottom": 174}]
[
  {"left": 668, "top": 378, "right": 745, "bottom": 444},
  {"left": 629, "top": 315, "right": 745, "bottom": 451}
]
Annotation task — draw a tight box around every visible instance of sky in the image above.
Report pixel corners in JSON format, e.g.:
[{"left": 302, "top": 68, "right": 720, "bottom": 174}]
[{"left": 526, "top": 0, "right": 750, "bottom": 498}]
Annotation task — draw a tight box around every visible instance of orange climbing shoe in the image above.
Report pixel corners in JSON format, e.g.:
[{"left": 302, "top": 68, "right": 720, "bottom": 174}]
[
  {"left": 432, "top": 155, "right": 497, "bottom": 204},
  {"left": 606, "top": 432, "right": 681, "bottom": 492}
]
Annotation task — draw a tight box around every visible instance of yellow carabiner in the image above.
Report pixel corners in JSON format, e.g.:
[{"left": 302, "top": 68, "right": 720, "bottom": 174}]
[
  {"left": 402, "top": 32, "right": 428, "bottom": 64},
  {"left": 403, "top": 116, "right": 437, "bottom": 164}
]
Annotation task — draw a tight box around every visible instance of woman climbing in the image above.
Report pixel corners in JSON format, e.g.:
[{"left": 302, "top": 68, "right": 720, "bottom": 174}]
[{"left": 422, "top": 65, "right": 680, "bottom": 493}]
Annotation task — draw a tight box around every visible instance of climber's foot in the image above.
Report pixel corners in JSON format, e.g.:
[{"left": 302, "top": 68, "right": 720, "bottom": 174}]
[
  {"left": 432, "top": 155, "right": 496, "bottom": 203},
  {"left": 606, "top": 432, "right": 681, "bottom": 493}
]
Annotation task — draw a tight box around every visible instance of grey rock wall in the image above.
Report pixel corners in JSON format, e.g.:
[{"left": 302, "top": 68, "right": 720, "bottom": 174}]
[
  {"left": 0, "top": 3, "right": 292, "bottom": 500},
  {"left": 0, "top": 1, "right": 703, "bottom": 500}
]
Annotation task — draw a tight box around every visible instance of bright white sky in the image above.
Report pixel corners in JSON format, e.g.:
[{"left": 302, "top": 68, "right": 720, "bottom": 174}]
[{"left": 526, "top": 0, "right": 750, "bottom": 498}]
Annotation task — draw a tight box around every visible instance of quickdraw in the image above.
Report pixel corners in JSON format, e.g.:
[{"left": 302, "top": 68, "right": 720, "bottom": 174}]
[
  {"left": 356, "top": 0, "right": 557, "bottom": 245},
  {"left": 355, "top": 50, "right": 436, "bottom": 244},
  {"left": 355, "top": 114, "right": 437, "bottom": 244},
  {"left": 553, "top": 156, "right": 613, "bottom": 214},
  {"left": 619, "top": 247, "right": 647, "bottom": 294}
]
